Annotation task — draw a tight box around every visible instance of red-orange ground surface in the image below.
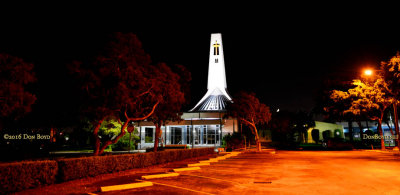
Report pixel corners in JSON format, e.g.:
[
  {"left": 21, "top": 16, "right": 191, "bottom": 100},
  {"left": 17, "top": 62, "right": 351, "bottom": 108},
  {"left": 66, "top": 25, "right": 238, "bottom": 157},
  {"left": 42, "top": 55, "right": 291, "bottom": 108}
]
[{"left": 16, "top": 150, "right": 400, "bottom": 194}]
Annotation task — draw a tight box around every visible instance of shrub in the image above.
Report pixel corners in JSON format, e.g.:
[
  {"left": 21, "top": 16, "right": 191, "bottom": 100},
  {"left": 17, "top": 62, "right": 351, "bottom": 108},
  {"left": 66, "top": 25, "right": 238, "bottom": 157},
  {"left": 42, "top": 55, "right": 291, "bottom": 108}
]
[
  {"left": 365, "top": 129, "right": 374, "bottom": 136},
  {"left": 57, "top": 154, "right": 138, "bottom": 181},
  {"left": 112, "top": 131, "right": 139, "bottom": 151},
  {"left": 322, "top": 130, "right": 332, "bottom": 140},
  {"left": 57, "top": 147, "right": 214, "bottom": 182},
  {"left": 334, "top": 129, "right": 342, "bottom": 138},
  {"left": 311, "top": 129, "right": 320, "bottom": 143},
  {"left": 224, "top": 132, "right": 244, "bottom": 150},
  {"left": 0, "top": 148, "right": 215, "bottom": 193},
  {"left": 0, "top": 160, "right": 58, "bottom": 193}
]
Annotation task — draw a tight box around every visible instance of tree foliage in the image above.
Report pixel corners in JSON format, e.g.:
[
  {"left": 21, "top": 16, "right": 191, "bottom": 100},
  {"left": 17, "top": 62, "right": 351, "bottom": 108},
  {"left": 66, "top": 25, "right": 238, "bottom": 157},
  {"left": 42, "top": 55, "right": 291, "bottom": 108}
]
[
  {"left": 380, "top": 52, "right": 400, "bottom": 97},
  {"left": 82, "top": 118, "right": 122, "bottom": 139},
  {"left": 330, "top": 78, "right": 392, "bottom": 150},
  {"left": 69, "top": 33, "right": 161, "bottom": 155},
  {"left": 290, "top": 111, "right": 315, "bottom": 143},
  {"left": 380, "top": 52, "right": 400, "bottom": 146},
  {"left": 0, "top": 53, "right": 37, "bottom": 121},
  {"left": 148, "top": 63, "right": 188, "bottom": 152},
  {"left": 227, "top": 91, "right": 271, "bottom": 151},
  {"left": 331, "top": 79, "right": 392, "bottom": 120}
]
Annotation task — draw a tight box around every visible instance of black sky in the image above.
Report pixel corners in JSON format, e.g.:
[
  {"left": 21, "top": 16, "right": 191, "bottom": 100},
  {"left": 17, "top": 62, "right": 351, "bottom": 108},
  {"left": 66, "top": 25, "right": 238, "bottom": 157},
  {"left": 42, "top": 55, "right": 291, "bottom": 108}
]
[
  {"left": 1, "top": 19, "right": 400, "bottom": 116},
  {"left": 133, "top": 29, "right": 400, "bottom": 112}
]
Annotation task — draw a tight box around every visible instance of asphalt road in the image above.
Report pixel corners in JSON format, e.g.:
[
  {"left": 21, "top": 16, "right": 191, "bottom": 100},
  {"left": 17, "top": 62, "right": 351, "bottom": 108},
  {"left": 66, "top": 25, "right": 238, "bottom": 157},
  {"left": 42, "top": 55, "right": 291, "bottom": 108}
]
[{"left": 17, "top": 150, "right": 400, "bottom": 195}]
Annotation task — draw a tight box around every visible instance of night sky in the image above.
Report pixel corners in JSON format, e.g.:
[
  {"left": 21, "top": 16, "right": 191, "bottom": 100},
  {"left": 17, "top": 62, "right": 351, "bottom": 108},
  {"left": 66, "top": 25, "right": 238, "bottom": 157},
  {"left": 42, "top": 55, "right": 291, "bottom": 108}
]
[
  {"left": 134, "top": 29, "right": 400, "bottom": 112},
  {"left": 1, "top": 21, "right": 400, "bottom": 117}
]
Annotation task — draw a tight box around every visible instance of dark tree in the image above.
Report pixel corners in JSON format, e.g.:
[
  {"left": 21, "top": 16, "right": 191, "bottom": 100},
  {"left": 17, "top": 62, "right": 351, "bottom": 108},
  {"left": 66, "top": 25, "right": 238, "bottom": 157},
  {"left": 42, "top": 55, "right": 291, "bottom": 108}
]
[
  {"left": 311, "top": 129, "right": 320, "bottom": 144},
  {"left": 228, "top": 91, "right": 272, "bottom": 151},
  {"left": 330, "top": 79, "right": 392, "bottom": 150},
  {"left": 148, "top": 63, "right": 187, "bottom": 152},
  {"left": 380, "top": 52, "right": 400, "bottom": 146},
  {"left": 69, "top": 33, "right": 161, "bottom": 155},
  {"left": 290, "top": 111, "right": 315, "bottom": 143},
  {"left": 269, "top": 110, "right": 295, "bottom": 146},
  {"left": 0, "top": 53, "right": 36, "bottom": 125},
  {"left": 172, "top": 64, "right": 192, "bottom": 110},
  {"left": 317, "top": 79, "right": 364, "bottom": 143}
]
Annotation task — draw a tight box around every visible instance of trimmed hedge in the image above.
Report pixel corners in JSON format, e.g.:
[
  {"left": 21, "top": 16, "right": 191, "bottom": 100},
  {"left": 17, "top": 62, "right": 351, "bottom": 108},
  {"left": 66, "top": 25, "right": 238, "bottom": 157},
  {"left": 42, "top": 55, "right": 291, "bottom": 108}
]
[
  {"left": 0, "top": 160, "right": 58, "bottom": 193},
  {"left": 57, "top": 147, "right": 214, "bottom": 181},
  {"left": 0, "top": 147, "right": 214, "bottom": 193}
]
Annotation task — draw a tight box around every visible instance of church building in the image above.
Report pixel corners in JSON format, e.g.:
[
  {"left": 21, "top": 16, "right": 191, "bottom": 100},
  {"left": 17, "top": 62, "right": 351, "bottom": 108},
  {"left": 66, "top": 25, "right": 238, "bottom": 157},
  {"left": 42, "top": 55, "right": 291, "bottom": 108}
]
[{"left": 138, "top": 33, "right": 238, "bottom": 149}]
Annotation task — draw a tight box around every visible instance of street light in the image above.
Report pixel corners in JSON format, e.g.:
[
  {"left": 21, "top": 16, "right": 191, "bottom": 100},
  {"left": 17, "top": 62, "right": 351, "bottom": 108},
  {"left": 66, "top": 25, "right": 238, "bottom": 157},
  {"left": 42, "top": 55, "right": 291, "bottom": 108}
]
[
  {"left": 361, "top": 69, "right": 375, "bottom": 84},
  {"left": 364, "top": 69, "right": 373, "bottom": 76}
]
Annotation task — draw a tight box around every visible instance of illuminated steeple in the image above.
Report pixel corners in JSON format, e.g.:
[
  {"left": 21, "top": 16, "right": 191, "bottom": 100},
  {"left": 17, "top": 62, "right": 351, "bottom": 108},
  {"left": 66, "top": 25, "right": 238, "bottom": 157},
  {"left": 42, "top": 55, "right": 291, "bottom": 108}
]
[{"left": 190, "top": 33, "right": 232, "bottom": 112}]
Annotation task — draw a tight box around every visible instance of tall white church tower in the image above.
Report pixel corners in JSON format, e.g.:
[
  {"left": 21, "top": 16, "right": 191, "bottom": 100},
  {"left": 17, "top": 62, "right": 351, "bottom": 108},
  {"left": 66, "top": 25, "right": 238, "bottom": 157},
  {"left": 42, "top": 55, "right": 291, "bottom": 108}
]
[{"left": 190, "top": 33, "right": 232, "bottom": 112}]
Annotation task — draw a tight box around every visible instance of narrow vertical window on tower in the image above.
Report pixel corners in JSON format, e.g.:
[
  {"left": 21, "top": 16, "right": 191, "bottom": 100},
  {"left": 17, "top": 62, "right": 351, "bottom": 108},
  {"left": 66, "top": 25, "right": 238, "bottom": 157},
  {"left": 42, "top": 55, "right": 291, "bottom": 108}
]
[{"left": 213, "top": 41, "right": 220, "bottom": 55}]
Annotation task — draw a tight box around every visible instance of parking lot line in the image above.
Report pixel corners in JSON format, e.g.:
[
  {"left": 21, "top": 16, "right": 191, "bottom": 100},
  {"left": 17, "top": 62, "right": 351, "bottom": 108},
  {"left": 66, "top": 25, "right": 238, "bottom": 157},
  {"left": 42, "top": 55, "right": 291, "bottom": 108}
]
[
  {"left": 173, "top": 167, "right": 201, "bottom": 172},
  {"left": 202, "top": 158, "right": 220, "bottom": 162},
  {"left": 141, "top": 172, "right": 180, "bottom": 179},
  {"left": 136, "top": 179, "right": 215, "bottom": 195},
  {"left": 199, "top": 160, "right": 218, "bottom": 163},
  {"left": 100, "top": 181, "right": 153, "bottom": 192},
  {"left": 188, "top": 162, "right": 210, "bottom": 167}
]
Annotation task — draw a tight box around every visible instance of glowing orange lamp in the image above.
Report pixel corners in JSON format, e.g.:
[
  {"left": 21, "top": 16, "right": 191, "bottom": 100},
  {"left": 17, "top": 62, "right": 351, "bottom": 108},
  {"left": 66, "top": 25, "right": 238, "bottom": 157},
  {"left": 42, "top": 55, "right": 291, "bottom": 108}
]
[{"left": 364, "top": 69, "right": 373, "bottom": 76}]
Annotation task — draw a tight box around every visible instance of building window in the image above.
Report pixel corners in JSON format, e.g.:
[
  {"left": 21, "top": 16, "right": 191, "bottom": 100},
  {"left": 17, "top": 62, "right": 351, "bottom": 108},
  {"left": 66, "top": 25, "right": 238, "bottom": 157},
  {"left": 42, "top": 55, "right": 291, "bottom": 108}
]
[
  {"left": 171, "top": 127, "right": 182, "bottom": 144},
  {"left": 145, "top": 127, "right": 154, "bottom": 143},
  {"left": 203, "top": 125, "right": 207, "bottom": 144},
  {"left": 194, "top": 126, "right": 201, "bottom": 145},
  {"left": 207, "top": 125, "right": 216, "bottom": 144},
  {"left": 187, "top": 126, "right": 192, "bottom": 145}
]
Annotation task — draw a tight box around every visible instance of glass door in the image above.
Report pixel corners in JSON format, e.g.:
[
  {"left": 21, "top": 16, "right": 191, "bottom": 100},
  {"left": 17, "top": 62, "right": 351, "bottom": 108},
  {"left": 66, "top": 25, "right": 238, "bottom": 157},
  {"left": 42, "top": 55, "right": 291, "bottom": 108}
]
[
  {"left": 171, "top": 127, "right": 182, "bottom": 144},
  {"left": 207, "top": 125, "right": 216, "bottom": 144},
  {"left": 193, "top": 126, "right": 201, "bottom": 145}
]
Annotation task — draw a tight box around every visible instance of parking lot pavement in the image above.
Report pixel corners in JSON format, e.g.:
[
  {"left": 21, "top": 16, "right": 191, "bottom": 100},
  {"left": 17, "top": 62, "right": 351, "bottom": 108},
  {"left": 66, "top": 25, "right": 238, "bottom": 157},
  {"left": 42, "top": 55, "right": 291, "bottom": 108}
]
[
  {"left": 17, "top": 150, "right": 400, "bottom": 194},
  {"left": 101, "top": 150, "right": 400, "bottom": 194}
]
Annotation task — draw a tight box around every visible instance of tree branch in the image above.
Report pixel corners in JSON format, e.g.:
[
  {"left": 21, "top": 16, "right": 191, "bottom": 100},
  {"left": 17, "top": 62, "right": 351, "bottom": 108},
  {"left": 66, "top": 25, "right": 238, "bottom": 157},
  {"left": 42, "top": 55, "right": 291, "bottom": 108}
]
[
  {"left": 99, "top": 119, "right": 129, "bottom": 155},
  {"left": 117, "top": 118, "right": 123, "bottom": 126},
  {"left": 241, "top": 118, "right": 257, "bottom": 129},
  {"left": 240, "top": 118, "right": 257, "bottom": 135},
  {"left": 137, "top": 86, "right": 153, "bottom": 98},
  {"left": 126, "top": 101, "right": 160, "bottom": 121}
]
